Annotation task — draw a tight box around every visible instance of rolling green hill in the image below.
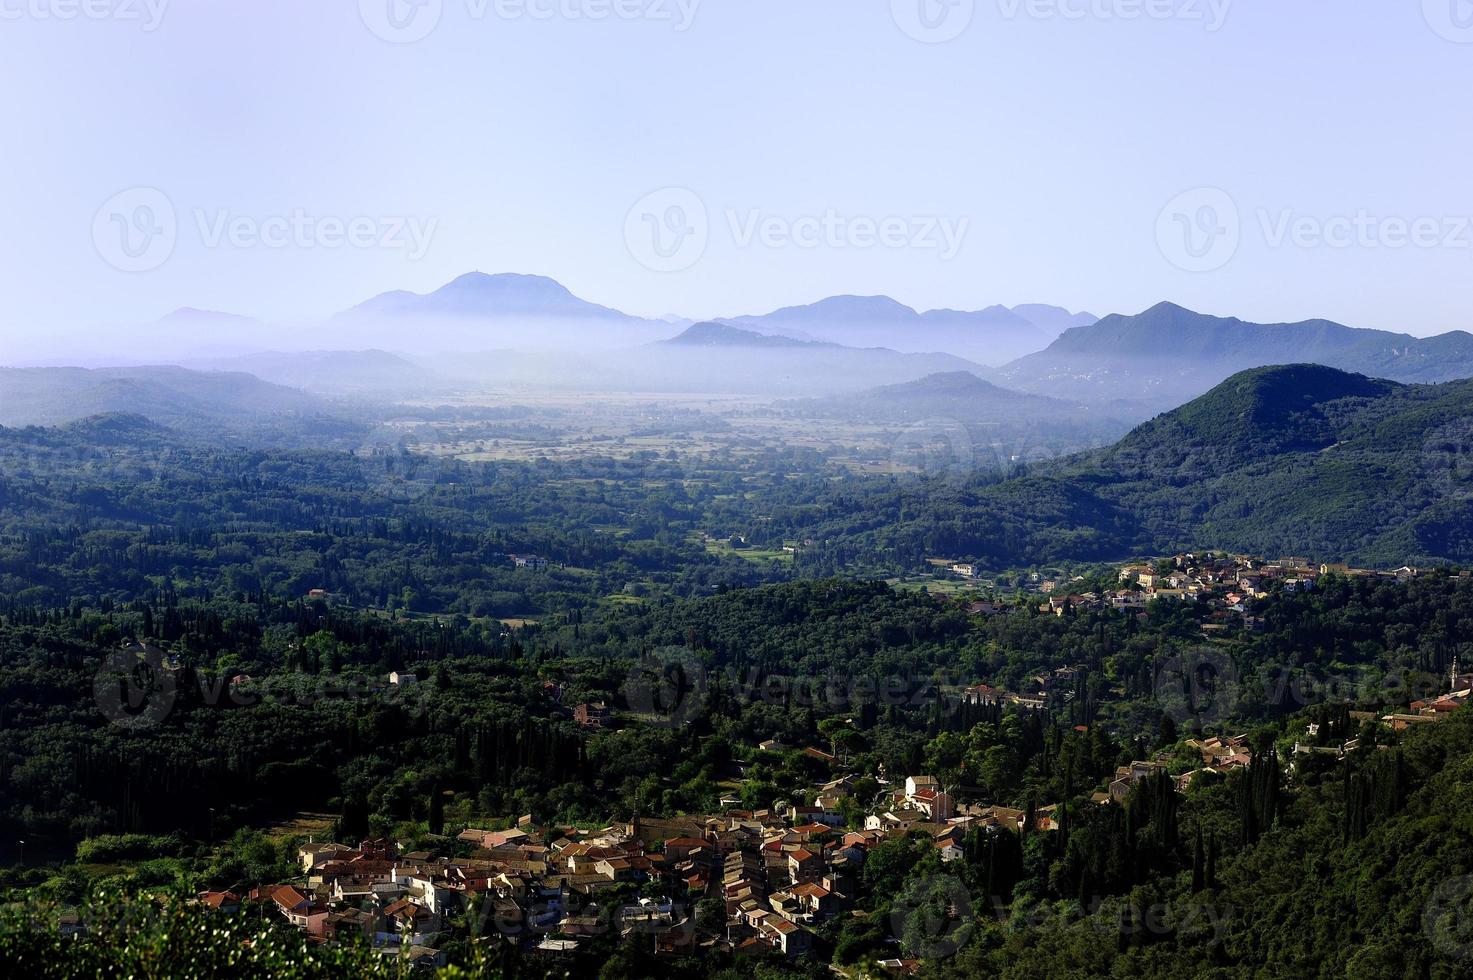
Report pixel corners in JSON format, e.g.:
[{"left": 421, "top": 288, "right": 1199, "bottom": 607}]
[{"left": 798, "top": 364, "right": 1473, "bottom": 567}]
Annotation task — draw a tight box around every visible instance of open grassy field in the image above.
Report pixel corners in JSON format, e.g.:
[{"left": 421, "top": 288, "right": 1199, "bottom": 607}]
[
  {"left": 886, "top": 574, "right": 980, "bottom": 596},
  {"left": 263, "top": 811, "right": 336, "bottom": 843},
  {"left": 703, "top": 539, "right": 795, "bottom": 565},
  {"left": 373, "top": 392, "right": 921, "bottom": 470}
]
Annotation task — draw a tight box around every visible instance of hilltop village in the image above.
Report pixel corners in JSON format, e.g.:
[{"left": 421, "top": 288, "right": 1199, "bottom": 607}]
[{"left": 175, "top": 552, "right": 1467, "bottom": 971}]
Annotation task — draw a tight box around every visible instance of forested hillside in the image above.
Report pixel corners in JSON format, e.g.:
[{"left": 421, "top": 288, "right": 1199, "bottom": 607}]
[
  {"left": 920, "top": 707, "right": 1473, "bottom": 979},
  {"left": 0, "top": 417, "right": 800, "bottom": 614},
  {"left": 9, "top": 364, "right": 1473, "bottom": 605},
  {"left": 767, "top": 365, "right": 1473, "bottom": 569},
  {"left": 6, "top": 576, "right": 1473, "bottom": 977},
  {"left": 5, "top": 376, "right": 1473, "bottom": 977}
]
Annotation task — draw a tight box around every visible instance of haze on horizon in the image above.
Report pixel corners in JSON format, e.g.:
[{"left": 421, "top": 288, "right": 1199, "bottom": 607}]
[{"left": 2, "top": 0, "right": 1471, "bottom": 360}]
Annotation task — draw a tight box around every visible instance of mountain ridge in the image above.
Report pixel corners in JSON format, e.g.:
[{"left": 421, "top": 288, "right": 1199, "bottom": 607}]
[
  {"left": 344, "top": 272, "right": 641, "bottom": 322},
  {"left": 1000, "top": 302, "right": 1473, "bottom": 412},
  {"left": 0, "top": 366, "right": 357, "bottom": 445},
  {"left": 664, "top": 322, "right": 833, "bottom": 349},
  {"left": 720, "top": 295, "right": 1092, "bottom": 365},
  {"left": 188, "top": 349, "right": 443, "bottom": 396}
]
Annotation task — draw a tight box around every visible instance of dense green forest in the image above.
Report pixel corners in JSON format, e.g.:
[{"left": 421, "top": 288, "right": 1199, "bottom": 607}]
[
  {"left": 7, "top": 363, "right": 1473, "bottom": 976},
  {"left": 0, "top": 413, "right": 813, "bottom": 615},
  {"left": 5, "top": 567, "right": 1473, "bottom": 965},
  {"left": 10, "top": 365, "right": 1473, "bottom": 621},
  {"left": 753, "top": 365, "right": 1473, "bottom": 570},
  {"left": 8, "top": 649, "right": 1473, "bottom": 978},
  {"left": 8, "top": 569, "right": 1473, "bottom": 857}
]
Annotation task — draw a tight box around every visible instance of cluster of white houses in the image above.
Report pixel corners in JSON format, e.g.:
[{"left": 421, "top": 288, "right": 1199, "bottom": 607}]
[
  {"left": 192, "top": 765, "right": 1071, "bottom": 967},
  {"left": 955, "top": 553, "right": 1431, "bottom": 626},
  {"left": 193, "top": 552, "right": 1470, "bottom": 968},
  {"left": 194, "top": 701, "right": 1468, "bottom": 969}
]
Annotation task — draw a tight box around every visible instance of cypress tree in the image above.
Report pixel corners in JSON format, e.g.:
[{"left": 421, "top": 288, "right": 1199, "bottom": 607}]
[
  {"left": 1192, "top": 823, "right": 1205, "bottom": 892},
  {"left": 428, "top": 784, "right": 444, "bottom": 836}
]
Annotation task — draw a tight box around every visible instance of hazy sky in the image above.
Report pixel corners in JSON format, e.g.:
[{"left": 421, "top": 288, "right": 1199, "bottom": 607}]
[{"left": 3, "top": 0, "right": 1472, "bottom": 349}]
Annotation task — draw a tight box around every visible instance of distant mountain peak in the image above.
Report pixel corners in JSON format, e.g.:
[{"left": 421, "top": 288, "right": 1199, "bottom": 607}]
[
  {"left": 666, "top": 322, "right": 820, "bottom": 348},
  {"left": 994, "top": 302, "right": 1471, "bottom": 414},
  {"left": 746, "top": 295, "right": 921, "bottom": 323},
  {"left": 814, "top": 294, "right": 919, "bottom": 317},
  {"left": 156, "top": 307, "right": 258, "bottom": 325},
  {"left": 345, "top": 272, "right": 635, "bottom": 322},
  {"left": 1103, "top": 302, "right": 1360, "bottom": 336},
  {"left": 1139, "top": 300, "right": 1197, "bottom": 318},
  {"left": 887, "top": 370, "right": 1003, "bottom": 392},
  {"left": 862, "top": 370, "right": 1084, "bottom": 410},
  {"left": 920, "top": 305, "right": 1035, "bottom": 328},
  {"left": 716, "top": 295, "right": 1078, "bottom": 365},
  {"left": 439, "top": 271, "right": 567, "bottom": 294}
]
